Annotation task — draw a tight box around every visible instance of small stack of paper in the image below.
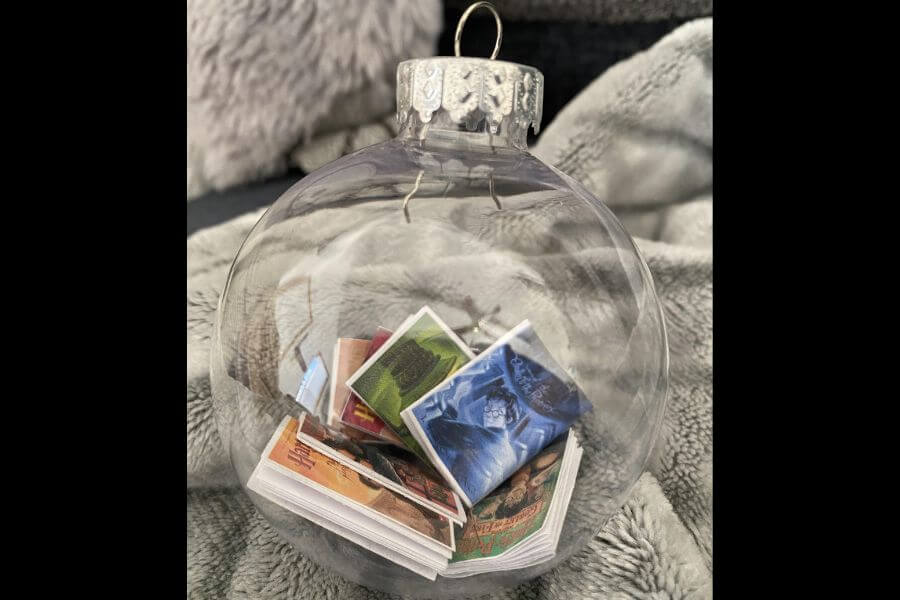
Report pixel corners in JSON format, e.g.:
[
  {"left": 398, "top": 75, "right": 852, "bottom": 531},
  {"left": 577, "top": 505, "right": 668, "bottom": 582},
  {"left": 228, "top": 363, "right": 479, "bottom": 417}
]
[{"left": 247, "top": 306, "right": 591, "bottom": 579}]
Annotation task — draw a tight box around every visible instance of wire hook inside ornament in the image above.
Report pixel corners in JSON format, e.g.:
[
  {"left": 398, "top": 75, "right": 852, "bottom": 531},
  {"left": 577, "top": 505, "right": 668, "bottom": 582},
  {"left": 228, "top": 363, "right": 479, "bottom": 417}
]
[{"left": 454, "top": 2, "right": 503, "bottom": 60}]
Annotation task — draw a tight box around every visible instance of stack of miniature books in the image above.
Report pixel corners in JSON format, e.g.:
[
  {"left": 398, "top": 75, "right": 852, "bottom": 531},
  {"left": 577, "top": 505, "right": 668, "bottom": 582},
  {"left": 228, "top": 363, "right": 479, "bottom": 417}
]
[{"left": 248, "top": 306, "right": 591, "bottom": 580}]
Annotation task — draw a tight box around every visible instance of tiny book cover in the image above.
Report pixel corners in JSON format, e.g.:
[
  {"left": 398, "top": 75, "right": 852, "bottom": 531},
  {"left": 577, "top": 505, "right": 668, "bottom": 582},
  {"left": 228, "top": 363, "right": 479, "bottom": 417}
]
[
  {"left": 340, "top": 327, "right": 404, "bottom": 444},
  {"left": 346, "top": 307, "right": 475, "bottom": 462},
  {"left": 451, "top": 434, "right": 568, "bottom": 561},
  {"left": 261, "top": 416, "right": 454, "bottom": 551},
  {"left": 401, "top": 320, "right": 591, "bottom": 506},
  {"left": 328, "top": 338, "right": 371, "bottom": 426},
  {"left": 296, "top": 412, "right": 466, "bottom": 523}
]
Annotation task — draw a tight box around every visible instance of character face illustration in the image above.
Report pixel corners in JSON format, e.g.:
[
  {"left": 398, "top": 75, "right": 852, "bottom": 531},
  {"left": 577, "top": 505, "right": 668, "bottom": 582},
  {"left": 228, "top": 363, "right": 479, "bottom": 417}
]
[{"left": 482, "top": 382, "right": 518, "bottom": 429}]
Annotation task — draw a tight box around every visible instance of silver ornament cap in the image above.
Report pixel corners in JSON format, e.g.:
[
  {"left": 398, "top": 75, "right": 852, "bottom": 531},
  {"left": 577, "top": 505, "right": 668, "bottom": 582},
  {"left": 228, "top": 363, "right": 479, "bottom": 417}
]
[{"left": 395, "top": 3, "right": 543, "bottom": 150}]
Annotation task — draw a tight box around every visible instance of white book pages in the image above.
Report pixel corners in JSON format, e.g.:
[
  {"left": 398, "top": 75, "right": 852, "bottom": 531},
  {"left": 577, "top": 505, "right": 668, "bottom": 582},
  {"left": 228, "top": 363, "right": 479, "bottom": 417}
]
[
  {"left": 501, "top": 444, "right": 583, "bottom": 566},
  {"left": 259, "top": 416, "right": 455, "bottom": 556},
  {"left": 247, "top": 470, "right": 439, "bottom": 580},
  {"left": 255, "top": 464, "right": 450, "bottom": 568},
  {"left": 442, "top": 431, "right": 583, "bottom": 577},
  {"left": 294, "top": 412, "right": 466, "bottom": 525},
  {"left": 545, "top": 445, "right": 583, "bottom": 556},
  {"left": 502, "top": 444, "right": 583, "bottom": 572},
  {"left": 264, "top": 459, "right": 454, "bottom": 559}
]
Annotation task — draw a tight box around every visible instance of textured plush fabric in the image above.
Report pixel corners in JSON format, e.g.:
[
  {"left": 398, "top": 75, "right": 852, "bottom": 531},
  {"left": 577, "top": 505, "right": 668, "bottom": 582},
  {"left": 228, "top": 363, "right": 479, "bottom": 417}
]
[
  {"left": 532, "top": 18, "right": 713, "bottom": 569},
  {"left": 445, "top": 0, "right": 712, "bottom": 23},
  {"left": 188, "top": 473, "right": 709, "bottom": 599},
  {"left": 187, "top": 0, "right": 442, "bottom": 199},
  {"left": 291, "top": 116, "right": 399, "bottom": 174},
  {"left": 187, "top": 17, "right": 712, "bottom": 599}
]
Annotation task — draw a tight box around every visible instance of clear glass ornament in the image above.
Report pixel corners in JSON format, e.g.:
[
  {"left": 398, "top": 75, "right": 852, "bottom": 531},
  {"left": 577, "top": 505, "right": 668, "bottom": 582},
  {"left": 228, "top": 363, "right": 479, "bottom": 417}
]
[{"left": 210, "top": 6, "right": 668, "bottom": 597}]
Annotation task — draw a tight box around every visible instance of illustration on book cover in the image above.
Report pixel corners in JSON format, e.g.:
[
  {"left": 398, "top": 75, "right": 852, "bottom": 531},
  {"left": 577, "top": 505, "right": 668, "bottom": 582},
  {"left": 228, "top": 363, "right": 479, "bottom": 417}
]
[{"left": 405, "top": 321, "right": 591, "bottom": 505}]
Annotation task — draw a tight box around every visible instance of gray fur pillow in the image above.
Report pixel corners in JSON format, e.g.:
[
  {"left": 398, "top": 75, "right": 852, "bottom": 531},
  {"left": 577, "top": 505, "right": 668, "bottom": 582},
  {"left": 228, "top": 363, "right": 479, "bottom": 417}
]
[{"left": 187, "top": 0, "right": 442, "bottom": 199}]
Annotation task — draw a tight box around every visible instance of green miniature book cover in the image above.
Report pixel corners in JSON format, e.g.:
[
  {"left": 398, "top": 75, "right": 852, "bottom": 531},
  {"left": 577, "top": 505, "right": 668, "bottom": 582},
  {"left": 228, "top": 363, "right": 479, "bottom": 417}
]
[{"left": 346, "top": 306, "right": 475, "bottom": 462}]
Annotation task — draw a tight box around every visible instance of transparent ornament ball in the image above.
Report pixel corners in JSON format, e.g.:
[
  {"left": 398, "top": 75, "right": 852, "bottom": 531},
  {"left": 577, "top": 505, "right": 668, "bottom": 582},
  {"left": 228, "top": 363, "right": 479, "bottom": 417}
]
[{"left": 210, "top": 56, "right": 668, "bottom": 599}]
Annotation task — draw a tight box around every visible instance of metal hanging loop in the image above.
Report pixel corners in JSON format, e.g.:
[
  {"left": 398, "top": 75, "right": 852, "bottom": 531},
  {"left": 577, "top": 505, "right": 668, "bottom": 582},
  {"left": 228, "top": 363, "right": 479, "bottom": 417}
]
[{"left": 454, "top": 2, "right": 503, "bottom": 60}]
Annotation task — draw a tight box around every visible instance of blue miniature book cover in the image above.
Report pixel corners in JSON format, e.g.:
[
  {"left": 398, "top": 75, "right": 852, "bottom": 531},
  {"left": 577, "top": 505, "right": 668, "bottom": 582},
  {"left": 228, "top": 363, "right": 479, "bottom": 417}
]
[{"left": 401, "top": 320, "right": 591, "bottom": 506}]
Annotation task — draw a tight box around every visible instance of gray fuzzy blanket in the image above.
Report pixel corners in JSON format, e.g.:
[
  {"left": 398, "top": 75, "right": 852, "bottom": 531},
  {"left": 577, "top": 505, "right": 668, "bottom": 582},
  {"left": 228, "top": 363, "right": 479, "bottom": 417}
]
[
  {"left": 188, "top": 18, "right": 712, "bottom": 599},
  {"left": 443, "top": 0, "right": 712, "bottom": 23}
]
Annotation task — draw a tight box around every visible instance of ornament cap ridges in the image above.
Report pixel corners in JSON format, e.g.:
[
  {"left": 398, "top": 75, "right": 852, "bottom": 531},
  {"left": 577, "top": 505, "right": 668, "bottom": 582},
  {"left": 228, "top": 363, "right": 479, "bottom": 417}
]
[{"left": 396, "top": 56, "right": 544, "bottom": 148}]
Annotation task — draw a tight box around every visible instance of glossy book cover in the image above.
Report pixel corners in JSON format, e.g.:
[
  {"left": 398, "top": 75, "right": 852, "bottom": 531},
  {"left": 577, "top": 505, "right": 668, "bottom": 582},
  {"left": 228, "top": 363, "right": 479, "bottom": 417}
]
[
  {"left": 328, "top": 338, "right": 371, "bottom": 426},
  {"left": 262, "top": 416, "right": 454, "bottom": 551},
  {"left": 346, "top": 307, "right": 475, "bottom": 462},
  {"left": 451, "top": 435, "right": 568, "bottom": 561},
  {"left": 401, "top": 320, "right": 591, "bottom": 506},
  {"left": 339, "top": 327, "right": 404, "bottom": 444},
  {"left": 296, "top": 412, "right": 466, "bottom": 523}
]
